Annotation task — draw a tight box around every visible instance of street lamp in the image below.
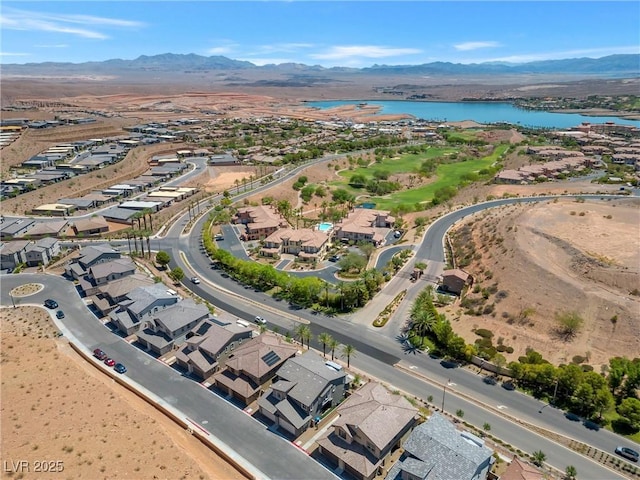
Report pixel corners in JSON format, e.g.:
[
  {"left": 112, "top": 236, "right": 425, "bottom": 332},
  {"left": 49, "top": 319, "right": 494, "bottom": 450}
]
[{"left": 441, "top": 379, "right": 449, "bottom": 412}]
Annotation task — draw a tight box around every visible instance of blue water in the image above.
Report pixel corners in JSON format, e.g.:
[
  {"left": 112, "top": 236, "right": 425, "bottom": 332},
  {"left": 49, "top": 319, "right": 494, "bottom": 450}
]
[
  {"left": 306, "top": 100, "right": 640, "bottom": 129},
  {"left": 317, "top": 222, "right": 333, "bottom": 232}
]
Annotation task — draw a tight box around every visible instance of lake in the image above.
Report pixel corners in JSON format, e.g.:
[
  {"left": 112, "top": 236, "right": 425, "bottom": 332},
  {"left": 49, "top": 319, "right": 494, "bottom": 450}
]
[{"left": 305, "top": 100, "right": 640, "bottom": 129}]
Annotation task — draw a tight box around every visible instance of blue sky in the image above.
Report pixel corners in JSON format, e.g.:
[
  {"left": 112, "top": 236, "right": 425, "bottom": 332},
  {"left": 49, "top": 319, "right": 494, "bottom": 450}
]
[{"left": 1, "top": 1, "right": 639, "bottom": 67}]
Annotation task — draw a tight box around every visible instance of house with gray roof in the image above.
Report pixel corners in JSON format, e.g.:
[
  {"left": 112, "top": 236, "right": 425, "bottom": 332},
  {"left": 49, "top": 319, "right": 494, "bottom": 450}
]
[
  {"left": 213, "top": 333, "right": 299, "bottom": 405},
  {"left": 90, "top": 273, "right": 155, "bottom": 317},
  {"left": 385, "top": 413, "right": 494, "bottom": 480},
  {"left": 0, "top": 218, "right": 35, "bottom": 239},
  {"left": 0, "top": 240, "right": 31, "bottom": 270},
  {"left": 258, "top": 350, "right": 347, "bottom": 437},
  {"left": 78, "top": 257, "right": 136, "bottom": 296},
  {"left": 175, "top": 319, "right": 253, "bottom": 379},
  {"left": 109, "top": 283, "right": 179, "bottom": 335},
  {"left": 135, "top": 299, "right": 211, "bottom": 355},
  {"left": 65, "top": 244, "right": 121, "bottom": 279},
  {"left": 316, "top": 381, "right": 420, "bottom": 480},
  {"left": 24, "top": 237, "right": 60, "bottom": 267}
]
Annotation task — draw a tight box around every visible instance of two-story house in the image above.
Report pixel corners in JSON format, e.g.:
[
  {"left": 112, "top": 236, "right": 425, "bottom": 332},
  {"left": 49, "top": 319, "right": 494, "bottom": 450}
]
[
  {"left": 135, "top": 299, "right": 211, "bottom": 355},
  {"left": 175, "top": 319, "right": 253, "bottom": 379},
  {"left": 213, "top": 333, "right": 299, "bottom": 405},
  {"left": 0, "top": 240, "right": 31, "bottom": 270},
  {"left": 109, "top": 283, "right": 179, "bottom": 336},
  {"left": 234, "top": 205, "right": 287, "bottom": 241},
  {"left": 260, "top": 228, "right": 329, "bottom": 262},
  {"left": 78, "top": 257, "right": 136, "bottom": 296},
  {"left": 316, "top": 381, "right": 420, "bottom": 480},
  {"left": 258, "top": 350, "right": 347, "bottom": 436},
  {"left": 334, "top": 209, "right": 394, "bottom": 246},
  {"left": 24, "top": 237, "right": 60, "bottom": 267},
  {"left": 66, "top": 244, "right": 121, "bottom": 279},
  {"left": 385, "top": 413, "right": 494, "bottom": 480}
]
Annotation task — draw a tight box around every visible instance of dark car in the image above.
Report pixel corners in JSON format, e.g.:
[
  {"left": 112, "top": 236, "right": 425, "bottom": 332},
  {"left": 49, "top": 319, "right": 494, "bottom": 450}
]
[
  {"left": 615, "top": 446, "right": 639, "bottom": 462},
  {"left": 55, "top": 310, "right": 65, "bottom": 319},
  {"left": 565, "top": 412, "right": 581, "bottom": 422},
  {"left": 44, "top": 299, "right": 58, "bottom": 309},
  {"left": 114, "top": 363, "right": 127, "bottom": 374},
  {"left": 583, "top": 420, "right": 600, "bottom": 431},
  {"left": 328, "top": 255, "right": 340, "bottom": 262},
  {"left": 501, "top": 381, "right": 516, "bottom": 391},
  {"left": 483, "top": 376, "right": 497, "bottom": 385},
  {"left": 93, "top": 348, "right": 108, "bottom": 361}
]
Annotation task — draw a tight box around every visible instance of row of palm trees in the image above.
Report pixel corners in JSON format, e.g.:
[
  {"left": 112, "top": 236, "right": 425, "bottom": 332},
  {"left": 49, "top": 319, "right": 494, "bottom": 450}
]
[{"left": 290, "top": 324, "right": 356, "bottom": 368}]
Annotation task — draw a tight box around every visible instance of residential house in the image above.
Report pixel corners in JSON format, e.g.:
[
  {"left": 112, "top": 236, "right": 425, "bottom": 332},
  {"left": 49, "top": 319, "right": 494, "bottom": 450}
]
[
  {"left": 24, "top": 237, "right": 60, "bottom": 267},
  {"left": 0, "top": 240, "right": 31, "bottom": 270},
  {"left": 441, "top": 269, "right": 473, "bottom": 295},
  {"left": 258, "top": 350, "right": 347, "bottom": 436},
  {"left": 500, "top": 457, "right": 544, "bottom": 480},
  {"left": 109, "top": 283, "right": 179, "bottom": 335},
  {"left": 72, "top": 216, "right": 110, "bottom": 236},
  {"left": 316, "top": 381, "right": 420, "bottom": 480},
  {"left": 234, "top": 205, "right": 287, "bottom": 241},
  {"left": 261, "top": 228, "right": 329, "bottom": 262},
  {"left": 78, "top": 257, "right": 136, "bottom": 296},
  {"left": 90, "top": 273, "right": 155, "bottom": 317},
  {"left": 65, "top": 244, "right": 121, "bottom": 279},
  {"left": 213, "top": 333, "right": 299, "bottom": 405},
  {"left": 135, "top": 299, "right": 211, "bottom": 355},
  {"left": 175, "top": 320, "right": 253, "bottom": 379},
  {"left": 385, "top": 413, "right": 494, "bottom": 480},
  {"left": 334, "top": 209, "right": 394, "bottom": 246},
  {"left": 0, "top": 218, "right": 35, "bottom": 240},
  {"left": 21, "top": 220, "right": 69, "bottom": 239}
]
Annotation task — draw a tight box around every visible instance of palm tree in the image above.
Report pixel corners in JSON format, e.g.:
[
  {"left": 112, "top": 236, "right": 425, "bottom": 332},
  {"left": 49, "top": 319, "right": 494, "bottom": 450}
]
[
  {"left": 125, "top": 230, "right": 133, "bottom": 254},
  {"left": 564, "top": 465, "right": 577, "bottom": 480},
  {"left": 341, "top": 344, "right": 356, "bottom": 368},
  {"left": 532, "top": 450, "right": 546, "bottom": 467},
  {"left": 318, "top": 332, "right": 333, "bottom": 358},
  {"left": 328, "top": 338, "right": 339, "bottom": 361},
  {"left": 295, "top": 324, "right": 311, "bottom": 349}
]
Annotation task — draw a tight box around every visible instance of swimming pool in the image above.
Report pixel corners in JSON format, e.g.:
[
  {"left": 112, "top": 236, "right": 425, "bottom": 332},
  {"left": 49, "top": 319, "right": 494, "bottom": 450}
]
[{"left": 317, "top": 222, "right": 333, "bottom": 232}]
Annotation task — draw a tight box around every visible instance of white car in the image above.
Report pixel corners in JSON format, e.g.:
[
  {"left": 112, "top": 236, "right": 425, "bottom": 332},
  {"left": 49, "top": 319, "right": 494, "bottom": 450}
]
[
  {"left": 191, "top": 277, "right": 201, "bottom": 284},
  {"left": 254, "top": 316, "right": 266, "bottom": 325}
]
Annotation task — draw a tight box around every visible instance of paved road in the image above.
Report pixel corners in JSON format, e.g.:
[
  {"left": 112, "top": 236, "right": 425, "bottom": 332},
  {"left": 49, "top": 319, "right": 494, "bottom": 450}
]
[{"left": 1, "top": 274, "right": 336, "bottom": 480}]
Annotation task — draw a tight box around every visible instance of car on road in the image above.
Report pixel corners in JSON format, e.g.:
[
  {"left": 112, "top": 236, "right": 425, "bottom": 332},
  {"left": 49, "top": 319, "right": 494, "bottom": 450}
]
[
  {"left": 104, "top": 358, "right": 116, "bottom": 367},
  {"left": 191, "top": 276, "right": 201, "bottom": 284},
  {"left": 328, "top": 255, "right": 340, "bottom": 262},
  {"left": 44, "top": 299, "right": 58, "bottom": 309},
  {"left": 615, "top": 446, "right": 639, "bottom": 462},
  {"left": 565, "top": 412, "right": 581, "bottom": 422},
  {"left": 114, "top": 363, "right": 127, "bottom": 374},
  {"left": 214, "top": 234, "right": 224, "bottom": 241},
  {"left": 254, "top": 316, "right": 266, "bottom": 325},
  {"left": 501, "top": 381, "right": 516, "bottom": 391},
  {"left": 483, "top": 376, "right": 497, "bottom": 385},
  {"left": 394, "top": 230, "right": 402, "bottom": 238},
  {"left": 583, "top": 420, "right": 600, "bottom": 431},
  {"left": 55, "top": 310, "right": 65, "bottom": 319},
  {"left": 93, "top": 348, "right": 108, "bottom": 361}
]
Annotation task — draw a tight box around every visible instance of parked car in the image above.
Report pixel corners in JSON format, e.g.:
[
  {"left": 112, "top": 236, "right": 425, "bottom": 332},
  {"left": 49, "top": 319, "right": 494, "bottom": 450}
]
[
  {"left": 104, "top": 358, "right": 116, "bottom": 367},
  {"left": 394, "top": 230, "right": 402, "bottom": 238},
  {"left": 254, "top": 316, "right": 266, "bottom": 325},
  {"left": 55, "top": 310, "right": 65, "bottom": 319},
  {"left": 483, "top": 376, "right": 497, "bottom": 385},
  {"left": 328, "top": 255, "right": 340, "bottom": 262},
  {"left": 114, "top": 363, "right": 127, "bottom": 374},
  {"left": 501, "top": 381, "right": 516, "bottom": 391},
  {"left": 615, "top": 446, "right": 639, "bottom": 462},
  {"left": 93, "top": 348, "right": 108, "bottom": 361},
  {"left": 214, "top": 234, "right": 224, "bottom": 241},
  {"left": 565, "top": 412, "right": 581, "bottom": 422},
  {"left": 44, "top": 299, "right": 58, "bottom": 309},
  {"left": 191, "top": 276, "right": 201, "bottom": 284}
]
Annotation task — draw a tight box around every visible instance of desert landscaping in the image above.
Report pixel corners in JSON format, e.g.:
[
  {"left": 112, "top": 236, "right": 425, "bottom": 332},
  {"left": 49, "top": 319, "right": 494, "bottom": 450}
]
[
  {"left": 445, "top": 198, "right": 640, "bottom": 369},
  {"left": 0, "top": 306, "right": 247, "bottom": 480}
]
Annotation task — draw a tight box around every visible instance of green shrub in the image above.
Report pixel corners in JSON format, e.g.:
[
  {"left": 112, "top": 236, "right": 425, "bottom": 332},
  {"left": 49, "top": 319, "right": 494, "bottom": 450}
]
[
  {"left": 572, "top": 355, "right": 586, "bottom": 364},
  {"left": 475, "top": 328, "right": 494, "bottom": 339}
]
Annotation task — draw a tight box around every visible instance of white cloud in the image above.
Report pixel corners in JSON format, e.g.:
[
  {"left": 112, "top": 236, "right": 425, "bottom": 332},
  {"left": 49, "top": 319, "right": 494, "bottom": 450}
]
[
  {"left": 311, "top": 45, "right": 422, "bottom": 61},
  {"left": 255, "top": 43, "right": 315, "bottom": 54},
  {"left": 0, "top": 7, "right": 143, "bottom": 40},
  {"left": 34, "top": 44, "right": 69, "bottom": 49},
  {"left": 207, "top": 46, "right": 235, "bottom": 55},
  {"left": 0, "top": 52, "right": 31, "bottom": 57},
  {"left": 454, "top": 41, "right": 501, "bottom": 51}
]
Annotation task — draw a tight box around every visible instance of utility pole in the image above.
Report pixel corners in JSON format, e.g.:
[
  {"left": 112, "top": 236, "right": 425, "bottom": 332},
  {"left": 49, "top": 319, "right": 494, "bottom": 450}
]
[{"left": 441, "top": 380, "right": 448, "bottom": 412}]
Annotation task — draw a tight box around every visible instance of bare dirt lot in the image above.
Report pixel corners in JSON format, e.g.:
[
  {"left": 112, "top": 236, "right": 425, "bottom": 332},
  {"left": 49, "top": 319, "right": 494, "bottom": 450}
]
[
  {"left": 0, "top": 306, "right": 247, "bottom": 480},
  {"left": 444, "top": 198, "right": 640, "bottom": 369}
]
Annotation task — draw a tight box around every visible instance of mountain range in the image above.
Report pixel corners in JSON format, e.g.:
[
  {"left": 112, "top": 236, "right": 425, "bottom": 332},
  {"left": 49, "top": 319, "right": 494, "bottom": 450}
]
[{"left": 3, "top": 53, "right": 639, "bottom": 77}]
